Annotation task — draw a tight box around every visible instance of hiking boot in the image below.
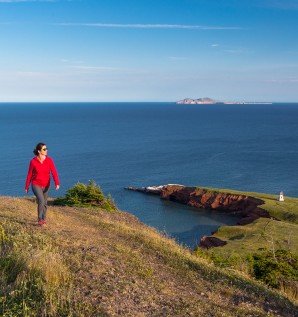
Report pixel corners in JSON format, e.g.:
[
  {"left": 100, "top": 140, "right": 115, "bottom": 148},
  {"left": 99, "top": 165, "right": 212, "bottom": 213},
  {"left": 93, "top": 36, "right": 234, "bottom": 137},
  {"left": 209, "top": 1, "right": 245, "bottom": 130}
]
[
  {"left": 38, "top": 221, "right": 43, "bottom": 226},
  {"left": 43, "top": 220, "right": 47, "bottom": 225}
]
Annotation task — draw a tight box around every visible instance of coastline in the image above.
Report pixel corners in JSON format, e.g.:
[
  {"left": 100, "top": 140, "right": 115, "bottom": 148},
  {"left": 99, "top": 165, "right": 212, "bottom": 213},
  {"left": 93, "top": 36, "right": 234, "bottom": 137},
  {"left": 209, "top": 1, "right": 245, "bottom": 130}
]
[{"left": 126, "top": 184, "right": 298, "bottom": 250}]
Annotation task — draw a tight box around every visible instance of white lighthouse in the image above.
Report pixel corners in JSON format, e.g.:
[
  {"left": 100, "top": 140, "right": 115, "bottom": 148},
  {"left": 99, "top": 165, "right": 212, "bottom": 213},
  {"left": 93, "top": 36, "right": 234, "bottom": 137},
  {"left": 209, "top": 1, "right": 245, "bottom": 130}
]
[{"left": 278, "top": 191, "right": 284, "bottom": 202}]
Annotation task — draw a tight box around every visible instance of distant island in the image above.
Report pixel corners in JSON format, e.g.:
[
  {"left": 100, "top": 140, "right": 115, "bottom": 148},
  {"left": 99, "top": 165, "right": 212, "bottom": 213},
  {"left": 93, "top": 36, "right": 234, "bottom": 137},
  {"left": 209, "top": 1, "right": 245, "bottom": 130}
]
[
  {"left": 176, "top": 97, "right": 219, "bottom": 104},
  {"left": 176, "top": 97, "right": 272, "bottom": 105}
]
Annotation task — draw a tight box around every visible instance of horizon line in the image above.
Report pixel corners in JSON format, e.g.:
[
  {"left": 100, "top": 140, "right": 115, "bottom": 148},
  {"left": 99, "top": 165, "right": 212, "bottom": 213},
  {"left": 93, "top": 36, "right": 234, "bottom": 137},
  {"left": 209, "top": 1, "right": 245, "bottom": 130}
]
[{"left": 0, "top": 100, "right": 297, "bottom": 104}]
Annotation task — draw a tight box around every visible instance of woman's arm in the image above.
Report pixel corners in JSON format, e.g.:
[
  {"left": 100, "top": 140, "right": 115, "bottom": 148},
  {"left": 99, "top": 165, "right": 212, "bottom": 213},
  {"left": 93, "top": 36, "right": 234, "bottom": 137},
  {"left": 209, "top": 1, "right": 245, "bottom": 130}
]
[
  {"left": 50, "top": 158, "right": 60, "bottom": 189},
  {"left": 25, "top": 161, "right": 34, "bottom": 192}
]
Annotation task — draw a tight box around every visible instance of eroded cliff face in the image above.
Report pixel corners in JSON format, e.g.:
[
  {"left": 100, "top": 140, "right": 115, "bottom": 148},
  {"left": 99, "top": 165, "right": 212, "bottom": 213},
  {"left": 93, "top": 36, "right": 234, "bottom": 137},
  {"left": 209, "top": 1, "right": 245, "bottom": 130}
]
[
  {"left": 160, "top": 185, "right": 269, "bottom": 225},
  {"left": 126, "top": 184, "right": 271, "bottom": 249},
  {"left": 127, "top": 184, "right": 270, "bottom": 225},
  {"left": 159, "top": 185, "right": 271, "bottom": 249}
]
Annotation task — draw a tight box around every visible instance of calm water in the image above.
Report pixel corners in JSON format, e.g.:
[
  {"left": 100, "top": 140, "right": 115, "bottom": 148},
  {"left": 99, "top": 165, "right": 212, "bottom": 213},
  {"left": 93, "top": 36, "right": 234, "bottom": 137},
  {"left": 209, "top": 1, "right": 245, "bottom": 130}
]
[{"left": 1, "top": 102, "right": 297, "bottom": 248}]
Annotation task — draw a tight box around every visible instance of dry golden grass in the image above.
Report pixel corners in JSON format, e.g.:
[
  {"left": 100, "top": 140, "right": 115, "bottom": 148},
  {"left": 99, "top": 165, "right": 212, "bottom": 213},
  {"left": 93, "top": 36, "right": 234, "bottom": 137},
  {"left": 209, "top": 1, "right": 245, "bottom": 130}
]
[{"left": 0, "top": 196, "right": 297, "bottom": 316}]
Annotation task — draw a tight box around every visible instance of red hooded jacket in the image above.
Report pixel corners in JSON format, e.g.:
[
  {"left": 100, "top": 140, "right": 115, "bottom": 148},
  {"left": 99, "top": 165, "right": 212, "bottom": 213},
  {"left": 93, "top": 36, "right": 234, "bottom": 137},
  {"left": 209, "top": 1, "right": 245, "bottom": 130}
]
[{"left": 25, "top": 156, "right": 60, "bottom": 191}]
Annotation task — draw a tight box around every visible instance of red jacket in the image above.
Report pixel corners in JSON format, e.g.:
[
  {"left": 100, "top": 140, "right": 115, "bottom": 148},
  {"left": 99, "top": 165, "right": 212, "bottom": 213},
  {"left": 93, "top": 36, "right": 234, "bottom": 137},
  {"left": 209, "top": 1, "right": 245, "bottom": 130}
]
[{"left": 25, "top": 156, "right": 60, "bottom": 191}]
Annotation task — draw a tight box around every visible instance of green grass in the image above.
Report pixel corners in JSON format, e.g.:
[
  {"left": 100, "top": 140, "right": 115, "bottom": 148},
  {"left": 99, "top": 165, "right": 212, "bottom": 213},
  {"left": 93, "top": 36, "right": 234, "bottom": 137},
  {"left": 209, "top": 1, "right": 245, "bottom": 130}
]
[
  {"left": 213, "top": 218, "right": 298, "bottom": 254},
  {"left": 190, "top": 187, "right": 298, "bottom": 302},
  {"left": 196, "top": 186, "right": 298, "bottom": 223},
  {"left": 0, "top": 195, "right": 297, "bottom": 316},
  {"left": 192, "top": 187, "right": 298, "bottom": 255}
]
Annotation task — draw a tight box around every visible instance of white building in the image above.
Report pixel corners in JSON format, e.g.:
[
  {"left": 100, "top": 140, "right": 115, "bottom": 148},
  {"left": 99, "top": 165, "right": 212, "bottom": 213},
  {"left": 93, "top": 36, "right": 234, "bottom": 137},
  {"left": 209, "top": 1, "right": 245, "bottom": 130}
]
[{"left": 278, "top": 191, "right": 284, "bottom": 201}]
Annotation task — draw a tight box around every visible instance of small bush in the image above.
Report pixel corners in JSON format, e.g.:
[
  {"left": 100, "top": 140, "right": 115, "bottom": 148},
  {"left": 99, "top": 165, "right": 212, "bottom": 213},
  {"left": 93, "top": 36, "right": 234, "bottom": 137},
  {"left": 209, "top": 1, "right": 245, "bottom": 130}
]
[
  {"left": 54, "top": 180, "right": 117, "bottom": 211},
  {"left": 251, "top": 249, "right": 298, "bottom": 293},
  {"left": 195, "top": 247, "right": 298, "bottom": 299},
  {"left": 196, "top": 248, "right": 251, "bottom": 274}
]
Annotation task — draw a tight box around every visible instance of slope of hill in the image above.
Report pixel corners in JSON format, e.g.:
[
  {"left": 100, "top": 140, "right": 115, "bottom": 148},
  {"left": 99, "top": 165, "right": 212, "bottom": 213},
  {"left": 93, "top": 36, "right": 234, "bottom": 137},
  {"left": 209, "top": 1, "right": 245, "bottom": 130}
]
[{"left": 0, "top": 196, "right": 297, "bottom": 316}]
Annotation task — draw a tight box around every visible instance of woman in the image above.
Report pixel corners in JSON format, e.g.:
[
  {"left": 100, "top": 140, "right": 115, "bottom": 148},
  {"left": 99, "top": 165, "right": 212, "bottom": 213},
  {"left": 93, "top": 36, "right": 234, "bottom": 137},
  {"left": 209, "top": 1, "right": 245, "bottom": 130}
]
[{"left": 25, "top": 143, "right": 60, "bottom": 226}]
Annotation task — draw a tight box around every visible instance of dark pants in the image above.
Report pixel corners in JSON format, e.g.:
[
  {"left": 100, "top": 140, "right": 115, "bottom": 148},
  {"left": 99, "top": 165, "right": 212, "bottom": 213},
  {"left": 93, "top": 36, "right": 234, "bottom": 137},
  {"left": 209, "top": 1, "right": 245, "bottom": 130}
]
[{"left": 32, "top": 185, "right": 50, "bottom": 222}]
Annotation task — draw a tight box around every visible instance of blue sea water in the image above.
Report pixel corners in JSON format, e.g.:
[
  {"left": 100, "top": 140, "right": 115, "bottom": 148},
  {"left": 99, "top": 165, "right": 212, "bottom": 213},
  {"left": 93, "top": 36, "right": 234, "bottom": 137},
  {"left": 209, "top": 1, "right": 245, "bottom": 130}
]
[{"left": 0, "top": 102, "right": 297, "bottom": 248}]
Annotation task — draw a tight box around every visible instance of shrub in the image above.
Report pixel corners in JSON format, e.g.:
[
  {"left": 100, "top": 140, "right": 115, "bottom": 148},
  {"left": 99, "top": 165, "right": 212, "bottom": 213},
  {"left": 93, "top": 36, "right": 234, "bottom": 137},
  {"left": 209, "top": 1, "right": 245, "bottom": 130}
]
[
  {"left": 54, "top": 180, "right": 117, "bottom": 211},
  {"left": 195, "top": 247, "right": 298, "bottom": 299},
  {"left": 251, "top": 249, "right": 298, "bottom": 293}
]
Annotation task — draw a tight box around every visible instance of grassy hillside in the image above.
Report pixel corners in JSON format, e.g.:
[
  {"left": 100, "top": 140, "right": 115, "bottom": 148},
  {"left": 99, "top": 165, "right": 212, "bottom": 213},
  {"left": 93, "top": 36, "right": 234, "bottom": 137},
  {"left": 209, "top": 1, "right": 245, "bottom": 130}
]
[
  {"left": 0, "top": 196, "right": 297, "bottom": 317},
  {"left": 190, "top": 188, "right": 298, "bottom": 304},
  {"left": 194, "top": 187, "right": 298, "bottom": 255}
]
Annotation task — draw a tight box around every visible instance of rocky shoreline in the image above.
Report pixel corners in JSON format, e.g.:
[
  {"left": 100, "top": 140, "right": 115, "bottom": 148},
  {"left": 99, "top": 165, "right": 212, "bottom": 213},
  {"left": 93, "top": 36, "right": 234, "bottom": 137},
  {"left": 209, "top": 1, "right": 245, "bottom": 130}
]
[{"left": 126, "top": 184, "right": 272, "bottom": 249}]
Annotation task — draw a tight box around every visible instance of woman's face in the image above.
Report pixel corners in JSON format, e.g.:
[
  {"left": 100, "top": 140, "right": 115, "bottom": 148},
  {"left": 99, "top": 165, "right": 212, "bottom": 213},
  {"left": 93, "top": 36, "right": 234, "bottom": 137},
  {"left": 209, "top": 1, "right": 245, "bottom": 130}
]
[{"left": 39, "top": 145, "right": 48, "bottom": 155}]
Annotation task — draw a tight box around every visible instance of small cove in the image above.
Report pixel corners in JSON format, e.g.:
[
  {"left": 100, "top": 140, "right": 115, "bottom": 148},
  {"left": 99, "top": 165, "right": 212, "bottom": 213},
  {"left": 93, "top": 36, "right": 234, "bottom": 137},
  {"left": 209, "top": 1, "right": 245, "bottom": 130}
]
[{"left": 118, "top": 190, "right": 241, "bottom": 249}]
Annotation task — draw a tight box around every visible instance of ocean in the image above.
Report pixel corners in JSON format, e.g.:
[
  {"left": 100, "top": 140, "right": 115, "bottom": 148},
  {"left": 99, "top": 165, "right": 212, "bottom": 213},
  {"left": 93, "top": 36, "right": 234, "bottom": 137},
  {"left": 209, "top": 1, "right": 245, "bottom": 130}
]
[{"left": 0, "top": 102, "right": 297, "bottom": 248}]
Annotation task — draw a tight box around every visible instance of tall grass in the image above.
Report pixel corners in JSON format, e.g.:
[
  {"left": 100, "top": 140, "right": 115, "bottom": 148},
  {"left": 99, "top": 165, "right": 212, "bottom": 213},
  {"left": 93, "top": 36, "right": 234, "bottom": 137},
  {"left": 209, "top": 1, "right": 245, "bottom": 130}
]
[
  {"left": 1, "top": 194, "right": 297, "bottom": 317},
  {"left": 0, "top": 221, "right": 87, "bottom": 317}
]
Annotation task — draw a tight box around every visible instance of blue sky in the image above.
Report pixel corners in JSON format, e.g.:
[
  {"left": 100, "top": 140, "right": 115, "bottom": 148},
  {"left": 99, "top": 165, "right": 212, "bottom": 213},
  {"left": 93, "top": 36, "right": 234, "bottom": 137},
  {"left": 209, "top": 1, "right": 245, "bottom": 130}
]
[{"left": 0, "top": 0, "right": 297, "bottom": 102}]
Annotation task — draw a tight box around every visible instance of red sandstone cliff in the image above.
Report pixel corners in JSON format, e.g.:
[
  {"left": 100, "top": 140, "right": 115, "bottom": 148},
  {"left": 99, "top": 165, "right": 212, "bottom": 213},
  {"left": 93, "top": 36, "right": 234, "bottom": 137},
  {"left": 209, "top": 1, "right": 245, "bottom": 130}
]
[
  {"left": 126, "top": 184, "right": 271, "bottom": 249},
  {"left": 127, "top": 184, "right": 270, "bottom": 224},
  {"left": 160, "top": 185, "right": 269, "bottom": 225},
  {"left": 159, "top": 185, "right": 271, "bottom": 248}
]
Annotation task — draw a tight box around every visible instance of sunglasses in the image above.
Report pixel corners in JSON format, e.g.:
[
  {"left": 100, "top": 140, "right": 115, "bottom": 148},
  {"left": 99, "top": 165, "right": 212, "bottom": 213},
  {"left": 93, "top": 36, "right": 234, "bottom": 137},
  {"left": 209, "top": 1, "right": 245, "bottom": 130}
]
[{"left": 42, "top": 148, "right": 48, "bottom": 151}]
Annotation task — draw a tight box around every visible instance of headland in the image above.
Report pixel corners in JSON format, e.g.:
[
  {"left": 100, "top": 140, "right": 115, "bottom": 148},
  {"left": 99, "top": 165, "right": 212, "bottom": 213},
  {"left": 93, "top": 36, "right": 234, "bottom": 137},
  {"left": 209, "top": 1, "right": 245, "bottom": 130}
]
[{"left": 126, "top": 184, "right": 298, "bottom": 250}]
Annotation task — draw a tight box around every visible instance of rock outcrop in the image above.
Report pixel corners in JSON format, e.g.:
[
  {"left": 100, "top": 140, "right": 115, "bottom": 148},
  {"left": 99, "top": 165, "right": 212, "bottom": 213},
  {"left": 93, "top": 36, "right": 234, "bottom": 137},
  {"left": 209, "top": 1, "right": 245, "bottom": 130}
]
[
  {"left": 126, "top": 184, "right": 272, "bottom": 249},
  {"left": 199, "top": 236, "right": 227, "bottom": 249},
  {"left": 127, "top": 184, "right": 268, "bottom": 222},
  {"left": 159, "top": 185, "right": 269, "bottom": 225}
]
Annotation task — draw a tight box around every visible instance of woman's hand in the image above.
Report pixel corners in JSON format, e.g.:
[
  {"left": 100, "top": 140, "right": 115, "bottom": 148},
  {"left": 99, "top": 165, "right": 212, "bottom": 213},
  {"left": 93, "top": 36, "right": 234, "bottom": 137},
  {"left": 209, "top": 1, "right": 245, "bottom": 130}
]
[{"left": 56, "top": 185, "right": 60, "bottom": 190}]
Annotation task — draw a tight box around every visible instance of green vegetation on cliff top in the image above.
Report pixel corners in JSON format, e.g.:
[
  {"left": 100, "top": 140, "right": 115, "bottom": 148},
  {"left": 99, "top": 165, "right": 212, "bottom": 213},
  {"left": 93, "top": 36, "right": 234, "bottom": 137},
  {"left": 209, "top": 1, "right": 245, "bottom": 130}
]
[
  {"left": 0, "top": 185, "right": 297, "bottom": 316},
  {"left": 198, "top": 187, "right": 298, "bottom": 223},
  {"left": 192, "top": 187, "right": 298, "bottom": 304},
  {"left": 195, "top": 187, "right": 298, "bottom": 254}
]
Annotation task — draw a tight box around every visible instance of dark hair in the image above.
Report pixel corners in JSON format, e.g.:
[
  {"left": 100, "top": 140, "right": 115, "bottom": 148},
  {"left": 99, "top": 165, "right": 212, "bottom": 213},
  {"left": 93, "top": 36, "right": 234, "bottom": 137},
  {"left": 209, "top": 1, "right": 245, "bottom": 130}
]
[{"left": 33, "top": 143, "right": 46, "bottom": 155}]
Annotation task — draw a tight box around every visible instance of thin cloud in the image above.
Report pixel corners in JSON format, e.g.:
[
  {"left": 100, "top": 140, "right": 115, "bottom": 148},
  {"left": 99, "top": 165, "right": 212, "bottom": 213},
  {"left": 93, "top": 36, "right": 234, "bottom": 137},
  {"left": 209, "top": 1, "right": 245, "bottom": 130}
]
[
  {"left": 258, "top": 0, "right": 298, "bottom": 10},
  {"left": 224, "top": 49, "right": 245, "bottom": 54},
  {"left": 60, "top": 59, "right": 84, "bottom": 64},
  {"left": 70, "top": 65, "right": 121, "bottom": 71},
  {"left": 266, "top": 77, "right": 298, "bottom": 83},
  {"left": 61, "top": 61, "right": 126, "bottom": 73},
  {"left": 211, "top": 43, "right": 251, "bottom": 54},
  {"left": 56, "top": 23, "right": 241, "bottom": 31},
  {"left": 214, "top": 0, "right": 298, "bottom": 11},
  {"left": 0, "top": 0, "right": 57, "bottom": 2},
  {"left": 3, "top": 71, "right": 52, "bottom": 79},
  {"left": 168, "top": 56, "right": 188, "bottom": 61}
]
